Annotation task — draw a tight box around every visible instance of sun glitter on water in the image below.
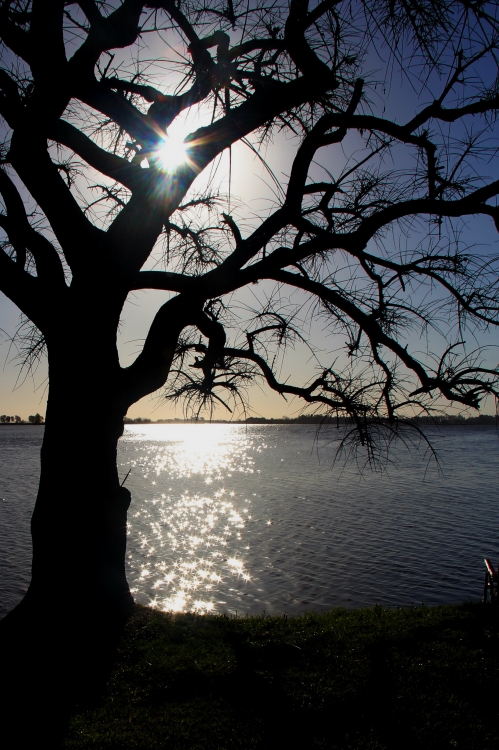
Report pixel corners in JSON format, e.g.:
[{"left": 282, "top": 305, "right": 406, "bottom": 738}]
[{"left": 122, "top": 424, "right": 255, "bottom": 614}]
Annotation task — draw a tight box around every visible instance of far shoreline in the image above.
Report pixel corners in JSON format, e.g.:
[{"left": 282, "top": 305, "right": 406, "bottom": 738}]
[{"left": 0, "top": 414, "right": 497, "bottom": 426}]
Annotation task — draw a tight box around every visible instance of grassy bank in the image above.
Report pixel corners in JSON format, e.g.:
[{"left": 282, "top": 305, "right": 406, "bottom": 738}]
[{"left": 64, "top": 602, "right": 499, "bottom": 749}]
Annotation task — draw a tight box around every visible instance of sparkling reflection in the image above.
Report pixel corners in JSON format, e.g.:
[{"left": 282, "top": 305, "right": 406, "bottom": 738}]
[
  {"left": 119, "top": 423, "right": 499, "bottom": 616},
  {"left": 121, "top": 425, "right": 255, "bottom": 613},
  {"left": 2, "top": 423, "right": 496, "bottom": 620}
]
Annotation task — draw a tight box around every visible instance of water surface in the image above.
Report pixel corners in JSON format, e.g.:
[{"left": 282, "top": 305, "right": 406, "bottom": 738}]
[{"left": 0, "top": 423, "right": 497, "bottom": 617}]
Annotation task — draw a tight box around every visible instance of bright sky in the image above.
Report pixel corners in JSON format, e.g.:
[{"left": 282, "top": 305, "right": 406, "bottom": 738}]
[
  {"left": 1, "top": 21, "right": 498, "bottom": 422},
  {"left": 1, "top": 130, "right": 497, "bottom": 421},
  {"left": 0, "top": 129, "right": 324, "bottom": 421}
]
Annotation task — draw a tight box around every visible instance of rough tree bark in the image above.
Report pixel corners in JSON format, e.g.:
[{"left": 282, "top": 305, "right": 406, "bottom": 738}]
[{"left": 0, "top": 306, "right": 134, "bottom": 740}]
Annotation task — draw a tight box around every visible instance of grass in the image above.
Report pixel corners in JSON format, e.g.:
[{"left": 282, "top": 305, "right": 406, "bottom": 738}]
[{"left": 63, "top": 602, "right": 499, "bottom": 749}]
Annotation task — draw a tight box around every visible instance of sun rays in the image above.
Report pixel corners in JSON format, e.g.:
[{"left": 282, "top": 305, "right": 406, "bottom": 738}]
[{"left": 156, "top": 135, "right": 189, "bottom": 172}]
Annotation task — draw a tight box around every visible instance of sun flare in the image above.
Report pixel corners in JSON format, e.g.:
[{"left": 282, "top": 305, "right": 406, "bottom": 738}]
[{"left": 156, "top": 135, "right": 189, "bottom": 172}]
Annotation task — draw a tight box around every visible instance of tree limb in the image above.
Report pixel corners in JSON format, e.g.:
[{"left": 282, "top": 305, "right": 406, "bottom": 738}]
[
  {"left": 120, "top": 293, "right": 200, "bottom": 406},
  {"left": 50, "top": 119, "right": 140, "bottom": 190},
  {"left": 9, "top": 130, "right": 107, "bottom": 273},
  {"left": 0, "top": 168, "right": 66, "bottom": 287}
]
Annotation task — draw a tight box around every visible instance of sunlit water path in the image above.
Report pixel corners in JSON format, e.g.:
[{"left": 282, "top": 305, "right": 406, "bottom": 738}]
[{"left": 0, "top": 424, "right": 498, "bottom": 618}]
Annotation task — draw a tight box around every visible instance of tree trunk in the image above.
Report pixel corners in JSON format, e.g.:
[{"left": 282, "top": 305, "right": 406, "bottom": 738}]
[{"left": 0, "top": 341, "right": 134, "bottom": 745}]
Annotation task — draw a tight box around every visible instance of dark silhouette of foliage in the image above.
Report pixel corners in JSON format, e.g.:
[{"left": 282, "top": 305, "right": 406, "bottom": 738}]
[
  {"left": 1, "top": 1, "right": 499, "bottom": 740},
  {"left": 0, "top": 1, "right": 498, "bottom": 468},
  {"left": 28, "top": 412, "right": 44, "bottom": 423}
]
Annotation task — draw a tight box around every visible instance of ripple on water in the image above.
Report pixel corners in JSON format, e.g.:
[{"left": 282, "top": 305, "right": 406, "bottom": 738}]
[
  {"left": 0, "top": 423, "right": 498, "bottom": 617},
  {"left": 119, "top": 423, "right": 499, "bottom": 615}
]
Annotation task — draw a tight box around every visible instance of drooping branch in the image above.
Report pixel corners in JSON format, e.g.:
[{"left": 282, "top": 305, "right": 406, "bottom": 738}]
[
  {"left": 223, "top": 345, "right": 367, "bottom": 411},
  {"left": 0, "top": 241, "right": 48, "bottom": 330},
  {"left": 268, "top": 269, "right": 497, "bottom": 409},
  {"left": 352, "top": 185, "right": 499, "bottom": 250},
  {"left": 241, "top": 186, "right": 499, "bottom": 274},
  {"left": 0, "top": 168, "right": 66, "bottom": 288}
]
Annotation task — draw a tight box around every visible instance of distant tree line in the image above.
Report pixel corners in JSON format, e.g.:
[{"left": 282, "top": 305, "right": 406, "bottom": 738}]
[
  {"left": 246, "top": 414, "right": 498, "bottom": 425},
  {"left": 411, "top": 414, "right": 497, "bottom": 425},
  {"left": 249, "top": 413, "right": 498, "bottom": 425},
  {"left": 0, "top": 414, "right": 44, "bottom": 424},
  {"left": 28, "top": 414, "right": 44, "bottom": 424},
  {"left": 122, "top": 413, "right": 497, "bottom": 425}
]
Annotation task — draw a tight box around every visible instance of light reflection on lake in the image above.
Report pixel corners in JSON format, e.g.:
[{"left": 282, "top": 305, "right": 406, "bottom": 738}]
[
  {"left": 0, "top": 424, "right": 497, "bottom": 617},
  {"left": 119, "top": 423, "right": 499, "bottom": 616},
  {"left": 121, "top": 424, "right": 257, "bottom": 614}
]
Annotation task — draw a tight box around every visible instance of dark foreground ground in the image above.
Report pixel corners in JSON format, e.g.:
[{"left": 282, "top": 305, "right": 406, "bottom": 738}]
[{"left": 64, "top": 602, "right": 499, "bottom": 749}]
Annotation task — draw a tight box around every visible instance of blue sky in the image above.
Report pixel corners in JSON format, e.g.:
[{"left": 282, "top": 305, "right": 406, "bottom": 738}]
[{"left": 1, "top": 9, "right": 498, "bottom": 421}]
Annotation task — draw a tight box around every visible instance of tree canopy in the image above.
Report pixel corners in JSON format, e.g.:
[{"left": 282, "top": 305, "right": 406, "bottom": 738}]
[
  {"left": 0, "top": 0, "right": 498, "bottom": 463},
  {"left": 2, "top": 3, "right": 499, "bottom": 736}
]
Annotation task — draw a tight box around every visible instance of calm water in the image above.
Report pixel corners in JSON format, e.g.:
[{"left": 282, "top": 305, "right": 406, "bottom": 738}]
[{"left": 0, "top": 423, "right": 498, "bottom": 618}]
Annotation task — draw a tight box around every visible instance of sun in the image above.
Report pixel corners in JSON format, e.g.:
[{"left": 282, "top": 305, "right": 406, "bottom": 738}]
[{"left": 156, "top": 135, "right": 189, "bottom": 172}]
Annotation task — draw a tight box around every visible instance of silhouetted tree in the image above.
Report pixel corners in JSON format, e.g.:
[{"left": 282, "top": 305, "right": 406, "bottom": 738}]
[
  {"left": 1, "top": 0, "right": 499, "bottom": 740},
  {"left": 28, "top": 412, "right": 44, "bottom": 423}
]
